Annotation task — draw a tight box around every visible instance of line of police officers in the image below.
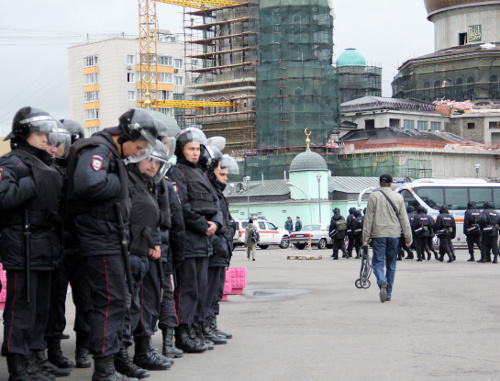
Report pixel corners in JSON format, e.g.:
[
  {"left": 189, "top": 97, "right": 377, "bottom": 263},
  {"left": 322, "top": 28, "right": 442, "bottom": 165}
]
[
  {"left": 331, "top": 200, "right": 500, "bottom": 264},
  {"left": 0, "top": 107, "right": 238, "bottom": 381}
]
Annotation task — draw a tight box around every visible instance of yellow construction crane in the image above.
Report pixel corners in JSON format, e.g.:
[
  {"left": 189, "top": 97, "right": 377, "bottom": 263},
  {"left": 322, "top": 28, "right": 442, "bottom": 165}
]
[{"left": 137, "top": 0, "right": 240, "bottom": 110}]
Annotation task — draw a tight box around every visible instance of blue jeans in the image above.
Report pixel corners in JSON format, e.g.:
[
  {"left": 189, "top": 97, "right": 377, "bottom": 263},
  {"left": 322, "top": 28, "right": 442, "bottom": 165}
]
[{"left": 371, "top": 237, "right": 399, "bottom": 298}]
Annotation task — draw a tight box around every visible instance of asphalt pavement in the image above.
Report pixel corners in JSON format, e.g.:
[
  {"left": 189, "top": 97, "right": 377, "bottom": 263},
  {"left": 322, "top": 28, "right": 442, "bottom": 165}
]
[{"left": 1, "top": 246, "right": 499, "bottom": 381}]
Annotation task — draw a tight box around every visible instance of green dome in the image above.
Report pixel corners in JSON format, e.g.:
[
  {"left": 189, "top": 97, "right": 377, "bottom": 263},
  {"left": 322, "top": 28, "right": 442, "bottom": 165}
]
[{"left": 337, "top": 48, "right": 366, "bottom": 67}]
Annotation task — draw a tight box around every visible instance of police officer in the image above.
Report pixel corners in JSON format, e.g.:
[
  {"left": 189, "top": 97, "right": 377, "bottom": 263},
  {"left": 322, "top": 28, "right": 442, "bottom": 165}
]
[
  {"left": 464, "top": 201, "right": 482, "bottom": 262},
  {"left": 398, "top": 206, "right": 415, "bottom": 260},
  {"left": 479, "top": 202, "right": 499, "bottom": 263},
  {"left": 434, "top": 205, "right": 456, "bottom": 263},
  {"left": 154, "top": 122, "right": 186, "bottom": 359},
  {"left": 345, "top": 207, "right": 356, "bottom": 258},
  {"left": 423, "top": 209, "right": 438, "bottom": 261},
  {"left": 0, "top": 107, "right": 63, "bottom": 380},
  {"left": 117, "top": 141, "right": 172, "bottom": 379},
  {"left": 66, "top": 108, "right": 158, "bottom": 381},
  {"left": 412, "top": 206, "right": 431, "bottom": 262},
  {"left": 167, "top": 128, "right": 223, "bottom": 353},
  {"left": 352, "top": 209, "right": 364, "bottom": 258},
  {"left": 201, "top": 149, "right": 237, "bottom": 345},
  {"left": 329, "top": 208, "right": 348, "bottom": 260}
]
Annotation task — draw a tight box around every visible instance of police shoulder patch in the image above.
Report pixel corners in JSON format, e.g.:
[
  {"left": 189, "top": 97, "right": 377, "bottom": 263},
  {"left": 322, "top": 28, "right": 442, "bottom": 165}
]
[
  {"left": 172, "top": 182, "right": 178, "bottom": 194},
  {"left": 0, "top": 168, "right": 3, "bottom": 182},
  {"left": 91, "top": 155, "right": 104, "bottom": 171}
]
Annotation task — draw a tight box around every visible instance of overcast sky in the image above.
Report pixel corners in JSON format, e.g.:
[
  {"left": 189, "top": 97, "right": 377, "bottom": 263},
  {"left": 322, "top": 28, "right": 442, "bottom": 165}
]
[{"left": 0, "top": 0, "right": 434, "bottom": 136}]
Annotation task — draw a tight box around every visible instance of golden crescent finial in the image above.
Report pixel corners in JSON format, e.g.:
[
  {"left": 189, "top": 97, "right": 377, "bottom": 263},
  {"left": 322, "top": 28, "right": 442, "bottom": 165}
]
[{"left": 304, "top": 128, "right": 311, "bottom": 149}]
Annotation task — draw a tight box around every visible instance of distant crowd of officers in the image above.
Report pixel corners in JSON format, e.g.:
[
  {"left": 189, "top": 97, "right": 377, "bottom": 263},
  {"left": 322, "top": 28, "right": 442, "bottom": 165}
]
[
  {"left": 329, "top": 201, "right": 500, "bottom": 264},
  {"left": 0, "top": 107, "right": 238, "bottom": 381}
]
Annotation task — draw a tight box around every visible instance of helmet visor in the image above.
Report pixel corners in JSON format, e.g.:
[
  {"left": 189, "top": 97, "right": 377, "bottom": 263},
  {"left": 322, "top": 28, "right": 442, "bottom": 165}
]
[
  {"left": 46, "top": 128, "right": 71, "bottom": 159},
  {"left": 125, "top": 143, "right": 154, "bottom": 164},
  {"left": 161, "top": 136, "right": 176, "bottom": 160},
  {"left": 206, "top": 136, "right": 226, "bottom": 151},
  {"left": 22, "top": 115, "right": 58, "bottom": 135},
  {"left": 176, "top": 127, "right": 207, "bottom": 146},
  {"left": 221, "top": 154, "right": 239, "bottom": 174},
  {"left": 127, "top": 123, "right": 157, "bottom": 146}
]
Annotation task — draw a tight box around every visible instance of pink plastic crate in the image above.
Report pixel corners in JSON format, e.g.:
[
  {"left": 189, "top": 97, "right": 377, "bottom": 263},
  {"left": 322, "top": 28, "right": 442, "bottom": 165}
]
[{"left": 222, "top": 267, "right": 247, "bottom": 299}]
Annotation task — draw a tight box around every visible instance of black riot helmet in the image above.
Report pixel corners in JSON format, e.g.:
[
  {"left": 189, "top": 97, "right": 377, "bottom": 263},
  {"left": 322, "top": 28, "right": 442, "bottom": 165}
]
[
  {"left": 199, "top": 144, "right": 223, "bottom": 172},
  {"left": 60, "top": 119, "right": 84, "bottom": 143},
  {"left": 155, "top": 119, "right": 175, "bottom": 160},
  {"left": 174, "top": 127, "right": 207, "bottom": 158},
  {"left": 5, "top": 106, "right": 58, "bottom": 141},
  {"left": 118, "top": 108, "right": 158, "bottom": 145}
]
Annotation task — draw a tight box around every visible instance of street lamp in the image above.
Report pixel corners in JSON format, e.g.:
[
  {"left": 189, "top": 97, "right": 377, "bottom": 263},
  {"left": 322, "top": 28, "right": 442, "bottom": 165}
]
[
  {"left": 286, "top": 182, "right": 313, "bottom": 223},
  {"left": 475, "top": 163, "right": 480, "bottom": 179},
  {"left": 316, "top": 174, "right": 321, "bottom": 223},
  {"left": 244, "top": 176, "right": 251, "bottom": 217}
]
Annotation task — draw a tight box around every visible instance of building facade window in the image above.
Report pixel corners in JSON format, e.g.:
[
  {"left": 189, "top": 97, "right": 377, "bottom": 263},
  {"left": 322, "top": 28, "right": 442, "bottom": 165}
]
[
  {"left": 431, "top": 121, "right": 441, "bottom": 131},
  {"left": 158, "top": 72, "right": 172, "bottom": 83},
  {"left": 84, "top": 55, "right": 98, "bottom": 67},
  {"left": 84, "top": 91, "right": 99, "bottom": 102},
  {"left": 158, "top": 55, "right": 173, "bottom": 66},
  {"left": 159, "top": 108, "right": 174, "bottom": 117},
  {"left": 128, "top": 91, "right": 136, "bottom": 101},
  {"left": 158, "top": 90, "right": 173, "bottom": 100},
  {"left": 467, "top": 122, "right": 475, "bottom": 129},
  {"left": 127, "top": 55, "right": 135, "bottom": 65},
  {"left": 417, "top": 121, "right": 428, "bottom": 131},
  {"left": 84, "top": 127, "right": 99, "bottom": 138},
  {"left": 84, "top": 73, "right": 98, "bottom": 85},
  {"left": 174, "top": 59, "right": 182, "bottom": 69},
  {"left": 191, "top": 59, "right": 198, "bottom": 70},
  {"left": 127, "top": 73, "right": 135, "bottom": 83},
  {"left": 174, "top": 76, "right": 183, "bottom": 86},
  {"left": 84, "top": 109, "right": 99, "bottom": 120},
  {"left": 403, "top": 119, "right": 414, "bottom": 130}
]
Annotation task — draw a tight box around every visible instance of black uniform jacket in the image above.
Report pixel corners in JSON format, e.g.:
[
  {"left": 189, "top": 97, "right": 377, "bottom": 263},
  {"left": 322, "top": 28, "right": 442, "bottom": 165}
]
[
  {"left": 167, "top": 158, "right": 223, "bottom": 259},
  {"left": 329, "top": 215, "right": 346, "bottom": 240},
  {"left": 158, "top": 178, "right": 185, "bottom": 275},
  {"left": 0, "top": 142, "right": 62, "bottom": 270},
  {"left": 209, "top": 179, "right": 233, "bottom": 268},
  {"left": 67, "top": 130, "right": 129, "bottom": 257}
]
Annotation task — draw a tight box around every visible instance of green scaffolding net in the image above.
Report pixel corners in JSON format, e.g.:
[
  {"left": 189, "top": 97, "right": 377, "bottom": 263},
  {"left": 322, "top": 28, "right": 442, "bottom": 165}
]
[{"left": 256, "top": 0, "right": 341, "bottom": 150}]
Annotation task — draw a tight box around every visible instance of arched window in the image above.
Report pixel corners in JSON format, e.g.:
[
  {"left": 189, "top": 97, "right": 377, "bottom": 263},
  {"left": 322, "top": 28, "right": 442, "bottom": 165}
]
[
  {"left": 489, "top": 74, "right": 499, "bottom": 99},
  {"left": 293, "top": 15, "right": 301, "bottom": 42},
  {"left": 466, "top": 76, "right": 475, "bottom": 99},
  {"left": 294, "top": 87, "right": 305, "bottom": 112},
  {"left": 455, "top": 77, "right": 464, "bottom": 100},
  {"left": 434, "top": 80, "right": 443, "bottom": 99}
]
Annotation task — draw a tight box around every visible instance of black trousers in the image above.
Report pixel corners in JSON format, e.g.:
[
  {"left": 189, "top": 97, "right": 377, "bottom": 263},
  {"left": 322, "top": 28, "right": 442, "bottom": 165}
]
[
  {"left": 2, "top": 270, "right": 51, "bottom": 356},
  {"left": 481, "top": 235, "right": 499, "bottom": 261},
  {"left": 353, "top": 236, "right": 362, "bottom": 257},
  {"left": 332, "top": 238, "right": 346, "bottom": 258},
  {"left": 203, "top": 266, "right": 225, "bottom": 321},
  {"left": 67, "top": 254, "right": 92, "bottom": 335},
  {"left": 415, "top": 237, "right": 427, "bottom": 260},
  {"left": 438, "top": 237, "right": 454, "bottom": 260},
  {"left": 425, "top": 237, "right": 438, "bottom": 257},
  {"left": 45, "top": 260, "right": 69, "bottom": 338},
  {"left": 173, "top": 257, "right": 208, "bottom": 328},
  {"left": 467, "top": 234, "right": 482, "bottom": 256},
  {"left": 86, "top": 255, "right": 128, "bottom": 357},
  {"left": 213, "top": 267, "right": 226, "bottom": 317},
  {"left": 158, "top": 274, "right": 178, "bottom": 330},
  {"left": 347, "top": 235, "right": 354, "bottom": 255}
]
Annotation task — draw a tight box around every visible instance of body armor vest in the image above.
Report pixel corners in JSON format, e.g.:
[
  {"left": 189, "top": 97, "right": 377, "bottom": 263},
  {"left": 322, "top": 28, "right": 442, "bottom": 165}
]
[
  {"left": 177, "top": 163, "right": 217, "bottom": 216},
  {"left": 128, "top": 168, "right": 161, "bottom": 256},
  {"left": 2, "top": 149, "right": 62, "bottom": 228},
  {"left": 66, "top": 134, "right": 130, "bottom": 221}
]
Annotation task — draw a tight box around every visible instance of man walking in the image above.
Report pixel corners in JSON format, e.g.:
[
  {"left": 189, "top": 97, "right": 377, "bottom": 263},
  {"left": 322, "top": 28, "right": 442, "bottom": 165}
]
[{"left": 362, "top": 174, "right": 412, "bottom": 303}]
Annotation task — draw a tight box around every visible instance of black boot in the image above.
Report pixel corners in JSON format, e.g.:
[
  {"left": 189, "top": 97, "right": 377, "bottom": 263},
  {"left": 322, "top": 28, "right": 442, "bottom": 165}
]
[
  {"left": 114, "top": 347, "right": 149, "bottom": 379},
  {"left": 6, "top": 354, "right": 31, "bottom": 381},
  {"left": 447, "top": 253, "right": 454, "bottom": 262},
  {"left": 34, "top": 349, "right": 70, "bottom": 377},
  {"left": 175, "top": 326, "right": 207, "bottom": 353},
  {"left": 438, "top": 255, "right": 444, "bottom": 262},
  {"left": 75, "top": 332, "right": 91, "bottom": 369},
  {"left": 195, "top": 325, "right": 214, "bottom": 350},
  {"left": 416, "top": 254, "right": 422, "bottom": 262},
  {"left": 467, "top": 254, "right": 475, "bottom": 262},
  {"left": 25, "top": 351, "right": 55, "bottom": 381},
  {"left": 202, "top": 321, "right": 227, "bottom": 345},
  {"left": 46, "top": 336, "right": 75, "bottom": 369},
  {"left": 161, "top": 328, "right": 183, "bottom": 358},
  {"left": 92, "top": 355, "right": 115, "bottom": 381},
  {"left": 493, "top": 253, "right": 498, "bottom": 263},
  {"left": 133, "top": 337, "right": 171, "bottom": 371},
  {"left": 405, "top": 252, "right": 414, "bottom": 259},
  {"left": 209, "top": 317, "right": 232, "bottom": 339}
]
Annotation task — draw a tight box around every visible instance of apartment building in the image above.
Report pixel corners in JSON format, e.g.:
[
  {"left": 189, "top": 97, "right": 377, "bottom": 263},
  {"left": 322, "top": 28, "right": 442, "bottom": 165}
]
[{"left": 68, "top": 34, "right": 186, "bottom": 136}]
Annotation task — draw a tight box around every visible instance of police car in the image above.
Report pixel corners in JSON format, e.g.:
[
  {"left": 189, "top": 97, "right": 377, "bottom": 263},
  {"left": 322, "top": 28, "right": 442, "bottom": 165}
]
[{"left": 233, "top": 218, "right": 290, "bottom": 249}]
